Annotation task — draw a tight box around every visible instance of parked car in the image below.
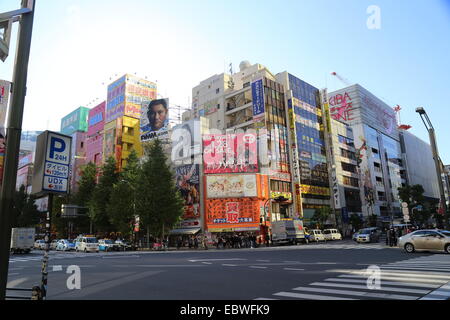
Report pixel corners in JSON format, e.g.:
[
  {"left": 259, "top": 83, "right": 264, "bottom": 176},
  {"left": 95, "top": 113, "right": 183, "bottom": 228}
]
[
  {"left": 50, "top": 239, "right": 59, "bottom": 250},
  {"left": 115, "top": 240, "right": 132, "bottom": 251},
  {"left": 309, "top": 229, "right": 326, "bottom": 242},
  {"left": 323, "top": 229, "right": 342, "bottom": 241},
  {"left": 398, "top": 229, "right": 450, "bottom": 254},
  {"left": 98, "top": 239, "right": 117, "bottom": 252},
  {"left": 34, "top": 239, "right": 46, "bottom": 250},
  {"left": 75, "top": 236, "right": 99, "bottom": 253},
  {"left": 355, "top": 227, "right": 381, "bottom": 243},
  {"left": 56, "top": 239, "right": 75, "bottom": 251}
]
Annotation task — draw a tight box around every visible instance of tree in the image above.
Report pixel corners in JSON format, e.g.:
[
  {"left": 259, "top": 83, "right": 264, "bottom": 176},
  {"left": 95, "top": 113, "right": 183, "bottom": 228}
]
[
  {"left": 135, "top": 139, "right": 184, "bottom": 240},
  {"left": 312, "top": 206, "right": 331, "bottom": 229},
  {"left": 397, "top": 184, "right": 432, "bottom": 227},
  {"left": 108, "top": 150, "right": 141, "bottom": 240},
  {"left": 73, "top": 162, "right": 97, "bottom": 207},
  {"left": 11, "top": 185, "right": 42, "bottom": 228},
  {"left": 349, "top": 214, "right": 363, "bottom": 231},
  {"left": 89, "top": 156, "right": 119, "bottom": 234}
]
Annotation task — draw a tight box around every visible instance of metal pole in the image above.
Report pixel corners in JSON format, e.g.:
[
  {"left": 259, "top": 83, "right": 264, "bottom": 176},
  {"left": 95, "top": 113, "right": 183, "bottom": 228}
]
[
  {"left": 39, "top": 193, "right": 52, "bottom": 300},
  {"left": 0, "top": 0, "right": 36, "bottom": 300},
  {"left": 428, "top": 128, "right": 448, "bottom": 227}
]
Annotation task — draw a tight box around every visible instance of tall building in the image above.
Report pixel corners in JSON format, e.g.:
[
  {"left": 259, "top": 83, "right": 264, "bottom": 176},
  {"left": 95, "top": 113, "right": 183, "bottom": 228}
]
[
  {"left": 399, "top": 130, "right": 440, "bottom": 201},
  {"left": 86, "top": 101, "right": 106, "bottom": 167},
  {"left": 328, "top": 84, "right": 405, "bottom": 224},
  {"left": 60, "top": 107, "right": 89, "bottom": 194},
  {"left": 276, "top": 72, "right": 331, "bottom": 226},
  {"left": 104, "top": 74, "right": 157, "bottom": 170}
]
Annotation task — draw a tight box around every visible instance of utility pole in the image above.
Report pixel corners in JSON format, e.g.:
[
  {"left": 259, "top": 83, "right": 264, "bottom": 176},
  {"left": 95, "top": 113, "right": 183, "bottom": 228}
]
[{"left": 0, "top": 0, "right": 36, "bottom": 300}]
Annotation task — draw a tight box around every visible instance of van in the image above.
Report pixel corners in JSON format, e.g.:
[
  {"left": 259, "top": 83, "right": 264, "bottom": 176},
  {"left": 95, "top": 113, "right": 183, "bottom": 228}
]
[
  {"left": 323, "top": 229, "right": 342, "bottom": 241},
  {"left": 75, "top": 236, "right": 99, "bottom": 253},
  {"left": 309, "top": 229, "right": 326, "bottom": 242}
]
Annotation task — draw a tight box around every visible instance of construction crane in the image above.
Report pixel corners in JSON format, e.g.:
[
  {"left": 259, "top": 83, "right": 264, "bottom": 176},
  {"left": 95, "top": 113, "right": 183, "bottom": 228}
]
[{"left": 330, "top": 71, "right": 351, "bottom": 86}]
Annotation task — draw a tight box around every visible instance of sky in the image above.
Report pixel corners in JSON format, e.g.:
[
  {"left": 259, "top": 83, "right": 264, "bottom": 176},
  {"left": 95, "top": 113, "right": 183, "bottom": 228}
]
[{"left": 1, "top": 0, "right": 450, "bottom": 162}]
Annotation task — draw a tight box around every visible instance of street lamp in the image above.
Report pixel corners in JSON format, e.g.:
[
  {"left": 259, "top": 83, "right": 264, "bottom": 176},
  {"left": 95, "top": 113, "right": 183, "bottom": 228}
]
[{"left": 415, "top": 107, "right": 448, "bottom": 227}]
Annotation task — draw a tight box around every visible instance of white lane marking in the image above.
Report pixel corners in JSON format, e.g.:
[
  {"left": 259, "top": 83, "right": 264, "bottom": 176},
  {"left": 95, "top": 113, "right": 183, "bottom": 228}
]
[
  {"left": 309, "top": 282, "right": 430, "bottom": 294},
  {"left": 52, "top": 265, "right": 63, "bottom": 272},
  {"left": 338, "top": 274, "right": 447, "bottom": 284},
  {"left": 274, "top": 291, "right": 358, "bottom": 300},
  {"left": 419, "top": 282, "right": 450, "bottom": 300},
  {"left": 254, "top": 298, "right": 278, "bottom": 300},
  {"left": 325, "top": 278, "right": 442, "bottom": 289},
  {"left": 222, "top": 264, "right": 237, "bottom": 267},
  {"left": 292, "top": 286, "right": 417, "bottom": 300},
  {"left": 102, "top": 255, "right": 140, "bottom": 259},
  {"left": 257, "top": 260, "right": 270, "bottom": 262},
  {"left": 249, "top": 266, "right": 268, "bottom": 269},
  {"left": 328, "top": 269, "right": 450, "bottom": 279},
  {"left": 6, "top": 277, "right": 28, "bottom": 288},
  {"left": 283, "top": 268, "right": 305, "bottom": 271},
  {"left": 134, "top": 265, "right": 208, "bottom": 267},
  {"left": 202, "top": 262, "right": 212, "bottom": 265},
  {"left": 8, "top": 273, "right": 20, "bottom": 276},
  {"left": 188, "top": 258, "right": 247, "bottom": 262},
  {"left": 316, "top": 262, "right": 337, "bottom": 265}
]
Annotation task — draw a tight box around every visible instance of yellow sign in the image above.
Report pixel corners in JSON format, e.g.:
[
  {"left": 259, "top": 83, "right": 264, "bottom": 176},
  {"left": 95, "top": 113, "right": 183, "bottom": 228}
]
[
  {"left": 300, "top": 185, "right": 330, "bottom": 196},
  {"left": 270, "top": 192, "right": 292, "bottom": 201}
]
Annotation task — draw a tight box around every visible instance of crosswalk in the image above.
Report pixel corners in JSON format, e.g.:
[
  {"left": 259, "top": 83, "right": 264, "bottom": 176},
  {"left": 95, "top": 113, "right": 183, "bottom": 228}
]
[
  {"left": 256, "top": 254, "right": 450, "bottom": 300},
  {"left": 9, "top": 252, "right": 104, "bottom": 263},
  {"left": 299, "top": 243, "right": 388, "bottom": 250}
]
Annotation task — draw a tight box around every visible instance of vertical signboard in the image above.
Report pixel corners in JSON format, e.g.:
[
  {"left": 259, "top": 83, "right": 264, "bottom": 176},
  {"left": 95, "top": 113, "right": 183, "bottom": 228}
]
[
  {"left": 251, "top": 78, "right": 265, "bottom": 120},
  {"left": 32, "top": 131, "right": 72, "bottom": 195},
  {"left": 106, "top": 75, "right": 126, "bottom": 123},
  {"left": 0, "top": 80, "right": 10, "bottom": 135}
]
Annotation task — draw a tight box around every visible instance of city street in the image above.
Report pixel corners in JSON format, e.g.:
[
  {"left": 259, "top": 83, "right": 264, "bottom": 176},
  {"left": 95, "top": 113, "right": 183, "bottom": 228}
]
[{"left": 5, "top": 240, "right": 450, "bottom": 300}]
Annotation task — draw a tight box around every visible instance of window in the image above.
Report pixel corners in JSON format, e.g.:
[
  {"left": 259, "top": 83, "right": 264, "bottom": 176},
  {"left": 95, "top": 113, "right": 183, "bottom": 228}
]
[
  {"left": 216, "top": 88, "right": 220, "bottom": 94},
  {"left": 343, "top": 176, "right": 359, "bottom": 187},
  {"left": 341, "top": 162, "right": 356, "bottom": 173}
]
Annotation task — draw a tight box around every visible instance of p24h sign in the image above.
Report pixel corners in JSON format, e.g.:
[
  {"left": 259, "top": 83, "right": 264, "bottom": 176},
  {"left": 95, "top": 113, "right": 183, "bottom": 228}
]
[{"left": 32, "top": 131, "right": 72, "bottom": 196}]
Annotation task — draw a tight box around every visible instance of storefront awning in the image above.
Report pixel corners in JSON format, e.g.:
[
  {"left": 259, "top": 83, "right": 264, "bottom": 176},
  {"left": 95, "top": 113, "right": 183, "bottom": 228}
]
[{"left": 169, "top": 228, "right": 201, "bottom": 235}]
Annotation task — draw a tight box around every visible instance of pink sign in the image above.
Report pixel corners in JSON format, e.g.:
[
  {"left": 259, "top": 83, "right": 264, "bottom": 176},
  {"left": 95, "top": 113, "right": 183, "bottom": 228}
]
[{"left": 203, "top": 133, "right": 258, "bottom": 174}]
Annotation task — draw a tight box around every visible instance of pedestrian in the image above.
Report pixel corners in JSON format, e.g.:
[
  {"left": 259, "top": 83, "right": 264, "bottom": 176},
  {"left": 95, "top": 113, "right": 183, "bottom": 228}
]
[
  {"left": 265, "top": 233, "right": 270, "bottom": 247},
  {"left": 177, "top": 236, "right": 182, "bottom": 250},
  {"left": 202, "top": 235, "right": 208, "bottom": 250},
  {"left": 194, "top": 236, "right": 199, "bottom": 249},
  {"left": 188, "top": 236, "right": 193, "bottom": 249}
]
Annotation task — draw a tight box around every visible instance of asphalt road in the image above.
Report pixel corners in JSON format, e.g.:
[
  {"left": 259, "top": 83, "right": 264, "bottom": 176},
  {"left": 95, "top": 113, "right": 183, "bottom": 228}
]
[{"left": 5, "top": 240, "right": 450, "bottom": 300}]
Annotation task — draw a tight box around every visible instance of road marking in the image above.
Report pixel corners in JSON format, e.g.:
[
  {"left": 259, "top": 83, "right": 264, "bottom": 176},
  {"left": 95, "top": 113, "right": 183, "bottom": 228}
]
[
  {"left": 52, "top": 265, "right": 63, "bottom": 272},
  {"left": 292, "top": 286, "right": 417, "bottom": 300},
  {"left": 188, "top": 258, "right": 246, "bottom": 262},
  {"left": 7, "top": 273, "right": 20, "bottom": 276},
  {"left": 102, "top": 255, "right": 140, "bottom": 259},
  {"left": 249, "top": 266, "right": 268, "bottom": 269},
  {"left": 309, "top": 282, "right": 430, "bottom": 294},
  {"left": 325, "top": 278, "right": 442, "bottom": 288},
  {"left": 338, "top": 274, "right": 448, "bottom": 284},
  {"left": 283, "top": 268, "right": 305, "bottom": 271},
  {"left": 222, "top": 264, "right": 237, "bottom": 267},
  {"left": 328, "top": 269, "right": 450, "bottom": 279},
  {"left": 254, "top": 297, "right": 278, "bottom": 300},
  {"left": 381, "top": 266, "right": 450, "bottom": 271},
  {"left": 256, "top": 260, "right": 270, "bottom": 262},
  {"left": 419, "top": 283, "right": 450, "bottom": 300},
  {"left": 202, "top": 262, "right": 212, "bottom": 265},
  {"left": 134, "top": 265, "right": 208, "bottom": 267},
  {"left": 274, "top": 291, "right": 358, "bottom": 300},
  {"left": 6, "top": 277, "right": 28, "bottom": 288}
]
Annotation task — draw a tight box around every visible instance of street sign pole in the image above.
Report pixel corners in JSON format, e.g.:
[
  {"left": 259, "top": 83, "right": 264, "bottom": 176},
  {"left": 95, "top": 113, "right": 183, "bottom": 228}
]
[
  {"left": 39, "top": 193, "right": 52, "bottom": 299},
  {"left": 0, "top": 0, "right": 36, "bottom": 300}
]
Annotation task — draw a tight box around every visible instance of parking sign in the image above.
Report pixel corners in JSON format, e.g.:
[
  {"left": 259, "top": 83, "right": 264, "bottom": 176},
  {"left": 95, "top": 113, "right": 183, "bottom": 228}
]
[{"left": 32, "top": 131, "right": 72, "bottom": 195}]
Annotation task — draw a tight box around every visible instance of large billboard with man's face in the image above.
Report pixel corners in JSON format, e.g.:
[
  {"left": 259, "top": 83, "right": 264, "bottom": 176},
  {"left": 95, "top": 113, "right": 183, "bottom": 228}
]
[{"left": 140, "top": 98, "right": 170, "bottom": 142}]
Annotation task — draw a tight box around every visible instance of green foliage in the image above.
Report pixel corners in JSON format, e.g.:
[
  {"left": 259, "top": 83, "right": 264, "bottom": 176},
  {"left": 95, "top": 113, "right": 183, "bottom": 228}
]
[
  {"left": 135, "top": 139, "right": 184, "bottom": 239},
  {"left": 397, "top": 184, "right": 432, "bottom": 227},
  {"left": 107, "top": 150, "right": 141, "bottom": 239},
  {"left": 349, "top": 213, "right": 363, "bottom": 231},
  {"left": 312, "top": 206, "right": 331, "bottom": 229},
  {"left": 89, "top": 156, "right": 119, "bottom": 233},
  {"left": 73, "top": 162, "right": 97, "bottom": 206},
  {"left": 11, "top": 185, "right": 42, "bottom": 228}
]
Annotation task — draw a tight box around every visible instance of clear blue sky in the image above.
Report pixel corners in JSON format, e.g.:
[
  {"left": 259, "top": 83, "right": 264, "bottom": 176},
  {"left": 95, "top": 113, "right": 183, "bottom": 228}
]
[{"left": 1, "top": 0, "right": 450, "bottom": 163}]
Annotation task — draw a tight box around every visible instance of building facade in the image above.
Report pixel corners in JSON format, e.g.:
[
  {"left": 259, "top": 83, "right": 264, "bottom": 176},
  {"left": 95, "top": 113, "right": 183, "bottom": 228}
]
[
  {"left": 328, "top": 84, "right": 404, "bottom": 224},
  {"left": 86, "top": 101, "right": 106, "bottom": 168}
]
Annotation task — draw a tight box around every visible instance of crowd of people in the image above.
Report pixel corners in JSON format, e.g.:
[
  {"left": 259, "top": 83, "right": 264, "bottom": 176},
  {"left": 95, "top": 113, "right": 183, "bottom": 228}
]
[{"left": 171, "top": 233, "right": 271, "bottom": 250}]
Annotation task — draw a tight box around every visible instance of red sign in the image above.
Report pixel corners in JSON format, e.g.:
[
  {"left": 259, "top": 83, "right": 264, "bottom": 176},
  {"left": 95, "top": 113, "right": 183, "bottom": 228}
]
[
  {"left": 329, "top": 92, "right": 355, "bottom": 121},
  {"left": 226, "top": 202, "right": 240, "bottom": 223},
  {"left": 203, "top": 133, "right": 258, "bottom": 174}
]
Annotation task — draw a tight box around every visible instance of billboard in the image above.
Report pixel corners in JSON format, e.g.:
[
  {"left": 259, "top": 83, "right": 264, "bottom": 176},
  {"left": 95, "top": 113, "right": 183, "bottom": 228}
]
[
  {"left": 140, "top": 98, "right": 170, "bottom": 142},
  {"left": 176, "top": 164, "right": 200, "bottom": 220},
  {"left": 106, "top": 75, "right": 126, "bottom": 123},
  {"left": 206, "top": 174, "right": 257, "bottom": 199},
  {"left": 0, "top": 80, "right": 11, "bottom": 136},
  {"left": 60, "top": 107, "right": 89, "bottom": 135},
  {"left": 203, "top": 133, "right": 258, "bottom": 174},
  {"left": 251, "top": 78, "right": 265, "bottom": 119},
  {"left": 205, "top": 198, "right": 261, "bottom": 231},
  {"left": 124, "top": 74, "right": 157, "bottom": 119},
  {"left": 88, "top": 101, "right": 105, "bottom": 136}
]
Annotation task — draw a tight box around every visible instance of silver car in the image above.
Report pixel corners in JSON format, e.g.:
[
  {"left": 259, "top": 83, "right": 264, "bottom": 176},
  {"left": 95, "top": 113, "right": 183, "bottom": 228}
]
[{"left": 398, "top": 229, "right": 450, "bottom": 254}]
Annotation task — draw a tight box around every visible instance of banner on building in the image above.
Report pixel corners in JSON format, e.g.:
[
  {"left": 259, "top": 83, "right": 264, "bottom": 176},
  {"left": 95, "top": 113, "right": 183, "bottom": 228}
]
[
  {"left": 176, "top": 164, "right": 201, "bottom": 220},
  {"left": 140, "top": 98, "right": 170, "bottom": 142},
  {"left": 205, "top": 198, "right": 261, "bottom": 230},
  {"left": 251, "top": 78, "right": 265, "bottom": 119},
  {"left": 106, "top": 75, "right": 126, "bottom": 123},
  {"left": 203, "top": 133, "right": 258, "bottom": 174},
  {"left": 206, "top": 174, "right": 257, "bottom": 199}
]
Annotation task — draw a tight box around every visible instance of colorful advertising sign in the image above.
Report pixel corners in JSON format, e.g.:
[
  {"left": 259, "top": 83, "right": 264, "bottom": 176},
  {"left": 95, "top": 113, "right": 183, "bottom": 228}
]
[
  {"left": 106, "top": 75, "right": 126, "bottom": 123},
  {"left": 251, "top": 78, "right": 265, "bottom": 119},
  {"left": 87, "top": 101, "right": 105, "bottom": 136},
  {"left": 300, "top": 184, "right": 330, "bottom": 196},
  {"left": 60, "top": 107, "right": 90, "bottom": 136},
  {"left": 124, "top": 75, "right": 157, "bottom": 119},
  {"left": 18, "top": 153, "right": 33, "bottom": 169},
  {"left": 203, "top": 133, "right": 258, "bottom": 174},
  {"left": 205, "top": 198, "right": 261, "bottom": 230},
  {"left": 206, "top": 174, "right": 257, "bottom": 199},
  {"left": 140, "top": 98, "right": 170, "bottom": 142},
  {"left": 0, "top": 80, "right": 11, "bottom": 136},
  {"left": 176, "top": 164, "right": 201, "bottom": 220}
]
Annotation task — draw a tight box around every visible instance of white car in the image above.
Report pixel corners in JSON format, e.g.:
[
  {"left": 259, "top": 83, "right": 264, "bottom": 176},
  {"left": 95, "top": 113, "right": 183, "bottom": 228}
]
[
  {"left": 75, "top": 237, "right": 99, "bottom": 253},
  {"left": 309, "top": 229, "right": 326, "bottom": 242},
  {"left": 323, "top": 229, "right": 342, "bottom": 241},
  {"left": 34, "top": 240, "right": 46, "bottom": 250}
]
